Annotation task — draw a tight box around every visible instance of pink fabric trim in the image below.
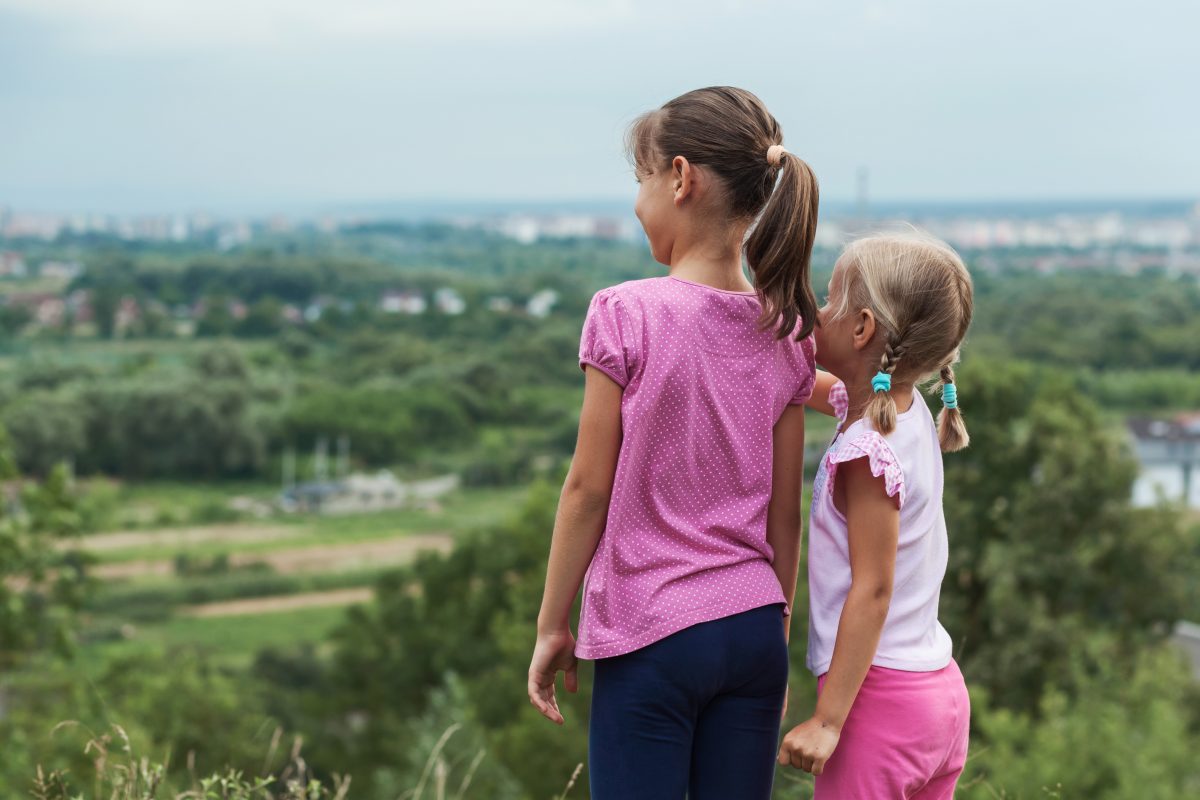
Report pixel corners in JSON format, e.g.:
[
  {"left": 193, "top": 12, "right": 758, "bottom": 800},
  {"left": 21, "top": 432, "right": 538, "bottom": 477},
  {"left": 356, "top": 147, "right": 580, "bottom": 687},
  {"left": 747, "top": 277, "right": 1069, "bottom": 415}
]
[
  {"left": 829, "top": 380, "right": 850, "bottom": 422},
  {"left": 826, "top": 429, "right": 906, "bottom": 508}
]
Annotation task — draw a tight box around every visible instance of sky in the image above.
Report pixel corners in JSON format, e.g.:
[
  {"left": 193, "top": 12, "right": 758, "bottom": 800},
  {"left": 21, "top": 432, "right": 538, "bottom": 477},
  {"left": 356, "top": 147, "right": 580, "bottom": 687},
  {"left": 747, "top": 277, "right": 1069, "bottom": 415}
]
[{"left": 1, "top": 0, "right": 1197, "bottom": 214}]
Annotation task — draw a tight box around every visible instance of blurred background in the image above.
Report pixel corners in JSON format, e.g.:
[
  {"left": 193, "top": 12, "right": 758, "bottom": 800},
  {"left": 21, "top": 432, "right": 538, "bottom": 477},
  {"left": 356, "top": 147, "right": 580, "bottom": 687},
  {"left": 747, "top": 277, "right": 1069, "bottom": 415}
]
[{"left": 1, "top": 2, "right": 1198, "bottom": 798}]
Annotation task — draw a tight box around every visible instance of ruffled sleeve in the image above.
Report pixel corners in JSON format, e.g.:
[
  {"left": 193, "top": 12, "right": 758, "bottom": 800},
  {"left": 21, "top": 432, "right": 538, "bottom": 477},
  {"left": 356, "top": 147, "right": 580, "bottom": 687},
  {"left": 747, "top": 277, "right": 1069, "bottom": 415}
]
[
  {"left": 579, "top": 288, "right": 636, "bottom": 387},
  {"left": 828, "top": 380, "right": 850, "bottom": 423},
  {"left": 826, "top": 429, "right": 906, "bottom": 508}
]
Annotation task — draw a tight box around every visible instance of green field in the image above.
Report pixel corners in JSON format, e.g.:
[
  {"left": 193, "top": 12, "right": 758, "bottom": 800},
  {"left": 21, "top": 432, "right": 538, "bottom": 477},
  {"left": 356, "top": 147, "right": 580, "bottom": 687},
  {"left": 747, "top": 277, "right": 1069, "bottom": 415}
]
[
  {"left": 76, "top": 484, "right": 533, "bottom": 669},
  {"left": 79, "top": 604, "right": 354, "bottom": 669},
  {"left": 81, "top": 485, "right": 528, "bottom": 564}
]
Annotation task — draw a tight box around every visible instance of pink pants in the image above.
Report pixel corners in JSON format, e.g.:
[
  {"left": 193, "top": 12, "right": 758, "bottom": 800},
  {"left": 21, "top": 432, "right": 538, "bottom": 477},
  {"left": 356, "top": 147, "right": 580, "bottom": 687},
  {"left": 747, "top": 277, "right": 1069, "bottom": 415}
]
[{"left": 814, "top": 659, "right": 970, "bottom": 799}]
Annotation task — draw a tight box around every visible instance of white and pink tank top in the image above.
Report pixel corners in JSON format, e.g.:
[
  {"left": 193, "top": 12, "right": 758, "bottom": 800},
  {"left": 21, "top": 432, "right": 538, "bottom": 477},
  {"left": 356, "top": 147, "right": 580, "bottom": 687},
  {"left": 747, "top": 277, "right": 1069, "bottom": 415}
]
[{"left": 806, "top": 381, "right": 954, "bottom": 676}]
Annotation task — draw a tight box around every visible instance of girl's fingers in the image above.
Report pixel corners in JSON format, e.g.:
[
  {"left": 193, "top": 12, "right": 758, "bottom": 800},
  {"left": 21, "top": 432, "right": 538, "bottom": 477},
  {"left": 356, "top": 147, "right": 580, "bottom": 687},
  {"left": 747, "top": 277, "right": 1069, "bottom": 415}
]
[
  {"left": 527, "top": 673, "right": 563, "bottom": 723},
  {"left": 545, "top": 693, "right": 564, "bottom": 725}
]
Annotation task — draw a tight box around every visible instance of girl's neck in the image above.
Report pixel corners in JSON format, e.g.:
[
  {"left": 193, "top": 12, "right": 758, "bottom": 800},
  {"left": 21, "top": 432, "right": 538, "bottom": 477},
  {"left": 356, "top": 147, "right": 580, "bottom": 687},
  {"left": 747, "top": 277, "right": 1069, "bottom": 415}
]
[
  {"left": 838, "top": 372, "right": 916, "bottom": 431},
  {"left": 666, "top": 222, "right": 754, "bottom": 293}
]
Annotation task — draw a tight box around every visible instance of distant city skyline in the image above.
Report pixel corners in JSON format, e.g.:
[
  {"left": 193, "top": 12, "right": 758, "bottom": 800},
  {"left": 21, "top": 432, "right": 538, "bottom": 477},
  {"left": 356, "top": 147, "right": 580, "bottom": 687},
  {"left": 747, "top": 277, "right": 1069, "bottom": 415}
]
[{"left": 1, "top": 0, "right": 1197, "bottom": 214}]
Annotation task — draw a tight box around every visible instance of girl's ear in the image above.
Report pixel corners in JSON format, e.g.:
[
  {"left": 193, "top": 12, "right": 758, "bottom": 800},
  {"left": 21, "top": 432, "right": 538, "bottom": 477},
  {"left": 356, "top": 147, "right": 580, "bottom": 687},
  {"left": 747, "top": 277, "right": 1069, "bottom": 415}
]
[
  {"left": 672, "top": 156, "right": 694, "bottom": 205},
  {"left": 852, "top": 308, "right": 877, "bottom": 352}
]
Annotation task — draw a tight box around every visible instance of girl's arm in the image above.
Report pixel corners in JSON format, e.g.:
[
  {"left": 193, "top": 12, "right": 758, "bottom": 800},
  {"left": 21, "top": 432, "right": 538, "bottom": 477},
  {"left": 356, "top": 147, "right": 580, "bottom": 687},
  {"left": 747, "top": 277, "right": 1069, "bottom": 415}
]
[
  {"left": 778, "top": 456, "right": 899, "bottom": 774},
  {"left": 766, "top": 403, "right": 806, "bottom": 642},
  {"left": 804, "top": 370, "right": 841, "bottom": 417},
  {"left": 528, "top": 367, "right": 623, "bottom": 725}
]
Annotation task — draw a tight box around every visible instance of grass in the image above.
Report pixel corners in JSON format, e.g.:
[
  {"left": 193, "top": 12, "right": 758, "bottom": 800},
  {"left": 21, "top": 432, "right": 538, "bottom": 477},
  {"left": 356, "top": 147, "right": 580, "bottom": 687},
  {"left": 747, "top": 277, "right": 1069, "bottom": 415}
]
[
  {"left": 88, "top": 566, "right": 393, "bottom": 618},
  {"left": 79, "top": 604, "right": 354, "bottom": 670},
  {"left": 74, "top": 484, "right": 531, "bottom": 669},
  {"left": 83, "top": 485, "right": 529, "bottom": 564},
  {"left": 89, "top": 477, "right": 281, "bottom": 529}
]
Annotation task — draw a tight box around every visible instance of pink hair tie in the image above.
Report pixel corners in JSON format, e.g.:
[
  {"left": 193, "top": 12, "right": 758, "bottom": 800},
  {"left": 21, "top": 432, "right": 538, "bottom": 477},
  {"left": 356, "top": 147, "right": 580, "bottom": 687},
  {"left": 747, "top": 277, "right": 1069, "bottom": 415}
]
[{"left": 766, "top": 144, "right": 789, "bottom": 167}]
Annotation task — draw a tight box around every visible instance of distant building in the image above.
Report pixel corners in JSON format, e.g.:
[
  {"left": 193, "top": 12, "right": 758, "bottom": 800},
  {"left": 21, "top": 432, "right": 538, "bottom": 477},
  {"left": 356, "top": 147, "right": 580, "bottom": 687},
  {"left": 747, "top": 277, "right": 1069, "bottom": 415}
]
[
  {"left": 34, "top": 296, "right": 66, "bottom": 327},
  {"left": 0, "top": 251, "right": 27, "bottom": 278},
  {"left": 380, "top": 290, "right": 427, "bottom": 314},
  {"left": 526, "top": 289, "right": 559, "bottom": 318},
  {"left": 66, "top": 289, "right": 93, "bottom": 324},
  {"left": 38, "top": 260, "right": 83, "bottom": 281},
  {"left": 1128, "top": 415, "right": 1200, "bottom": 509},
  {"left": 280, "top": 471, "right": 460, "bottom": 515},
  {"left": 434, "top": 287, "right": 466, "bottom": 315},
  {"left": 114, "top": 297, "right": 141, "bottom": 333},
  {"left": 1172, "top": 621, "right": 1200, "bottom": 680}
]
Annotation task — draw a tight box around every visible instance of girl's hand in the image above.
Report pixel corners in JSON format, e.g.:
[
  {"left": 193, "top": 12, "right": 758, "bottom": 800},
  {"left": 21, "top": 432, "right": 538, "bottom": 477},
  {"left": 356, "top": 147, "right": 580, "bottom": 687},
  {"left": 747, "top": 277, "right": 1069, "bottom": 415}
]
[
  {"left": 778, "top": 716, "right": 841, "bottom": 774},
  {"left": 804, "top": 370, "right": 842, "bottom": 417},
  {"left": 527, "top": 629, "right": 578, "bottom": 725}
]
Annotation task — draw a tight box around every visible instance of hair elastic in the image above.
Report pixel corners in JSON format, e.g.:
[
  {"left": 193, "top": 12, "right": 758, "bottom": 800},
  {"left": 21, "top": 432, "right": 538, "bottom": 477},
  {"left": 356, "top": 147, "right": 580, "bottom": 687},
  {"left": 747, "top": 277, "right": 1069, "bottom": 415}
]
[
  {"left": 871, "top": 372, "right": 892, "bottom": 393},
  {"left": 942, "top": 382, "right": 958, "bottom": 409},
  {"left": 766, "top": 144, "right": 789, "bottom": 167}
]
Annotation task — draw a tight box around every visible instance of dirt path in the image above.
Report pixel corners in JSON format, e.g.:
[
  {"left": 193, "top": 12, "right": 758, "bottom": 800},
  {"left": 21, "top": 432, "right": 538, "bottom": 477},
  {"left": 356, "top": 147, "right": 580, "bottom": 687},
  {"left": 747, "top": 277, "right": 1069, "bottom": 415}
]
[
  {"left": 180, "top": 587, "right": 374, "bottom": 618},
  {"left": 90, "top": 533, "right": 454, "bottom": 580},
  {"left": 64, "top": 523, "right": 301, "bottom": 553}
]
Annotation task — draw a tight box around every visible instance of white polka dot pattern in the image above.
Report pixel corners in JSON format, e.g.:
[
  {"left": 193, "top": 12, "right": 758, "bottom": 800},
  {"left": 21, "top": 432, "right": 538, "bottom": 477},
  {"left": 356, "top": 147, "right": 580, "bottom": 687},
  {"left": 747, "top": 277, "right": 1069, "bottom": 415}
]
[{"left": 574, "top": 276, "right": 816, "bottom": 660}]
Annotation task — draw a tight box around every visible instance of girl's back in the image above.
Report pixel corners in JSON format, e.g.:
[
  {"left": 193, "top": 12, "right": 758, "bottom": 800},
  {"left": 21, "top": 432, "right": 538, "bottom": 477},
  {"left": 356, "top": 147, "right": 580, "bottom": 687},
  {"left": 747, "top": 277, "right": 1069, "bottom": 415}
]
[
  {"left": 576, "top": 275, "right": 815, "bottom": 659},
  {"left": 807, "top": 380, "right": 952, "bottom": 676},
  {"left": 528, "top": 85, "right": 820, "bottom": 800}
]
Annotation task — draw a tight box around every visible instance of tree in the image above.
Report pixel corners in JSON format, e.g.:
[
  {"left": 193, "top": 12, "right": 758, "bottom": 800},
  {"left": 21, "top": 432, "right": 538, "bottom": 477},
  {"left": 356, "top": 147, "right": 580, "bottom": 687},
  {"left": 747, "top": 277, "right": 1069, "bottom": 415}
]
[
  {"left": 0, "top": 428, "right": 91, "bottom": 672},
  {"left": 2, "top": 395, "right": 87, "bottom": 477},
  {"left": 939, "top": 361, "right": 1198, "bottom": 712},
  {"left": 327, "top": 482, "right": 591, "bottom": 798},
  {"left": 960, "top": 644, "right": 1200, "bottom": 798}
]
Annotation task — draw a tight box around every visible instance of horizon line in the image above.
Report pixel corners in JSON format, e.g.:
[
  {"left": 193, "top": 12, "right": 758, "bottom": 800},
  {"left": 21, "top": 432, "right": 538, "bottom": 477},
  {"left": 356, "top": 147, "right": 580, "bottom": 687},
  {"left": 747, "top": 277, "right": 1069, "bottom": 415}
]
[{"left": 2, "top": 194, "right": 1198, "bottom": 220}]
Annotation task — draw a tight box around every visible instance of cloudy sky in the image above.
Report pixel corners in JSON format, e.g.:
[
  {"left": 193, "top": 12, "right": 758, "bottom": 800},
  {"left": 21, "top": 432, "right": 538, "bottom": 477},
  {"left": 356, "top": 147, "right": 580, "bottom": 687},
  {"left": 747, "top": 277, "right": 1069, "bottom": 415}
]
[{"left": 1, "top": 0, "right": 1196, "bottom": 213}]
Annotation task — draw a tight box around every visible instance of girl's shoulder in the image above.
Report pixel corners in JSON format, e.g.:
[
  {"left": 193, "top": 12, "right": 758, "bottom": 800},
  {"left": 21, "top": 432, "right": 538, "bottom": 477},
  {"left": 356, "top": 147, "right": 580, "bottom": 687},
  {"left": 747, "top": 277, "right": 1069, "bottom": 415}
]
[
  {"left": 587, "top": 278, "right": 679, "bottom": 323},
  {"left": 593, "top": 277, "right": 671, "bottom": 302},
  {"left": 827, "top": 418, "right": 907, "bottom": 508},
  {"left": 821, "top": 381, "right": 923, "bottom": 508}
]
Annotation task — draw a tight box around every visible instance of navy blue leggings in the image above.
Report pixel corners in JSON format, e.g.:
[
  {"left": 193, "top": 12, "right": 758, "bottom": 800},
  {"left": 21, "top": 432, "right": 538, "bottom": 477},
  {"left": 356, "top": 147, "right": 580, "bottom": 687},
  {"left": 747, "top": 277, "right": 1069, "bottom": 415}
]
[{"left": 588, "top": 604, "right": 789, "bottom": 800}]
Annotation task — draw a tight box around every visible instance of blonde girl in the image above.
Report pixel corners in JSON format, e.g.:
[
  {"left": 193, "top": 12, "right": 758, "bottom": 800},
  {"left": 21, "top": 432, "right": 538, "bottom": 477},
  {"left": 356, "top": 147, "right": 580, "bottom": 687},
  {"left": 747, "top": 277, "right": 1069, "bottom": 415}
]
[{"left": 778, "top": 232, "right": 974, "bottom": 798}]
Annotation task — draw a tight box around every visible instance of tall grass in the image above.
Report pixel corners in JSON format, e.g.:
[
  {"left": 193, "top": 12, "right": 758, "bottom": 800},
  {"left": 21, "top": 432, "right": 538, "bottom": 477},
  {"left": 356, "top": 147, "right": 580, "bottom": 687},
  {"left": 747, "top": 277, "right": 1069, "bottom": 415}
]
[{"left": 33, "top": 722, "right": 582, "bottom": 800}]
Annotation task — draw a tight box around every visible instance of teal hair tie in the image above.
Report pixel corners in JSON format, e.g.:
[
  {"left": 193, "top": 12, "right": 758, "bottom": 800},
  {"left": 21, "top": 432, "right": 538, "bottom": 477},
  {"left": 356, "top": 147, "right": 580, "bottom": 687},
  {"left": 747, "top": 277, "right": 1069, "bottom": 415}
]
[
  {"left": 942, "top": 382, "right": 958, "bottom": 409},
  {"left": 871, "top": 372, "right": 892, "bottom": 393}
]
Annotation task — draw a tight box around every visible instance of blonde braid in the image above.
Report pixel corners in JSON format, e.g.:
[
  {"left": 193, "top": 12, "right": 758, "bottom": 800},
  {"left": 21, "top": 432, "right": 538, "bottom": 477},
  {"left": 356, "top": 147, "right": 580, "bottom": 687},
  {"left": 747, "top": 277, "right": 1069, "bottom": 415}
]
[
  {"left": 865, "top": 332, "right": 905, "bottom": 435},
  {"left": 937, "top": 362, "right": 969, "bottom": 452}
]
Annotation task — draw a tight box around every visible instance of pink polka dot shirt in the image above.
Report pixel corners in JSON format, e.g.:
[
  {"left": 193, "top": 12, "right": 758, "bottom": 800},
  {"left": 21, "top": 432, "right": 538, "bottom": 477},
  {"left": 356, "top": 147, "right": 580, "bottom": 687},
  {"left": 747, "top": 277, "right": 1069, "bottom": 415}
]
[{"left": 574, "top": 276, "right": 816, "bottom": 660}]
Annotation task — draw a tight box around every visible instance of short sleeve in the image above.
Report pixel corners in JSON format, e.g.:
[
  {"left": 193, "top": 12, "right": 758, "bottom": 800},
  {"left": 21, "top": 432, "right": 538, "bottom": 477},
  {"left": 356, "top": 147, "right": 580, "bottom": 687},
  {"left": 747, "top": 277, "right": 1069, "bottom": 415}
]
[
  {"left": 788, "top": 335, "right": 818, "bottom": 405},
  {"left": 579, "top": 289, "right": 634, "bottom": 388},
  {"left": 826, "top": 430, "right": 906, "bottom": 508}
]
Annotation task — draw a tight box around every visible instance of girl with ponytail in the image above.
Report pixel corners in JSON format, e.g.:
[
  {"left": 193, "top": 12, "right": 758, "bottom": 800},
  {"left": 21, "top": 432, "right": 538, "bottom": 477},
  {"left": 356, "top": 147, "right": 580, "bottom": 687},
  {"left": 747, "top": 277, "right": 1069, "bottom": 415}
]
[
  {"left": 778, "top": 231, "right": 974, "bottom": 798},
  {"left": 527, "top": 87, "right": 819, "bottom": 799}
]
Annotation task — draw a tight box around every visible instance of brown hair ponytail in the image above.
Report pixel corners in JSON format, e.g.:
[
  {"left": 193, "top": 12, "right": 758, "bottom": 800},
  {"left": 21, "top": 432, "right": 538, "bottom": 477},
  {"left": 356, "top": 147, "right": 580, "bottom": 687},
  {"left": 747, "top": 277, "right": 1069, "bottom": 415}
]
[
  {"left": 627, "top": 86, "right": 819, "bottom": 340},
  {"left": 745, "top": 150, "right": 819, "bottom": 340}
]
